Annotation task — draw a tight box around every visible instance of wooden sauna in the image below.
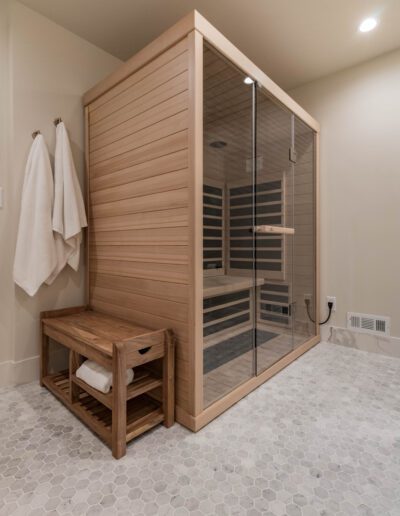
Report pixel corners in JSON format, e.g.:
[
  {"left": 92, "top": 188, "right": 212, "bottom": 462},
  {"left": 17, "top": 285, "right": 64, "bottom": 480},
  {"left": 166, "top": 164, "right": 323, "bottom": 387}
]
[{"left": 83, "top": 10, "right": 320, "bottom": 431}]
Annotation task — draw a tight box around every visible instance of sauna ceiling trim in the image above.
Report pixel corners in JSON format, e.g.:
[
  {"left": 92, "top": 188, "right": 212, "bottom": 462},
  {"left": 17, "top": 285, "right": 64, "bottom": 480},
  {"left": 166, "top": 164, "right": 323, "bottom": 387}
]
[{"left": 83, "top": 10, "right": 319, "bottom": 133}]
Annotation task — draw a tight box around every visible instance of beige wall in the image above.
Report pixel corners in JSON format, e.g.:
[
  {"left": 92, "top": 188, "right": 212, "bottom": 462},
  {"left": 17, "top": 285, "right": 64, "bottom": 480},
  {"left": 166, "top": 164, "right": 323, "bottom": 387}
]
[
  {"left": 0, "top": 0, "right": 13, "bottom": 367},
  {"left": 290, "top": 48, "right": 400, "bottom": 338},
  {"left": 0, "top": 1, "right": 121, "bottom": 386},
  {"left": 2, "top": 3, "right": 399, "bottom": 386}
]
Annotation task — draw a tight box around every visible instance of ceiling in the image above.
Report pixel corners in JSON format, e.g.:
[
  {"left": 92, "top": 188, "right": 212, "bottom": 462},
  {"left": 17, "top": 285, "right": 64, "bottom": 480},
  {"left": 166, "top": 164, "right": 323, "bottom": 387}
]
[{"left": 19, "top": 0, "right": 400, "bottom": 90}]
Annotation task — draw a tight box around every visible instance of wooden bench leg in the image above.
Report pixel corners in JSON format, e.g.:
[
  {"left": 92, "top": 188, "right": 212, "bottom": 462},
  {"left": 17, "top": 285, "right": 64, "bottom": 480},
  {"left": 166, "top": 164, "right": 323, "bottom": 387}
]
[
  {"left": 69, "top": 351, "right": 81, "bottom": 404},
  {"left": 163, "top": 330, "right": 175, "bottom": 428},
  {"left": 40, "top": 329, "right": 49, "bottom": 387},
  {"left": 112, "top": 342, "right": 127, "bottom": 459}
]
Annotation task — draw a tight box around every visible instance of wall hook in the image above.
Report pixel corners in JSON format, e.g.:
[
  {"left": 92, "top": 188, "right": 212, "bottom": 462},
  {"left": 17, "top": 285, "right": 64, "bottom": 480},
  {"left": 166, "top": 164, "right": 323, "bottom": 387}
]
[
  {"left": 54, "top": 117, "right": 62, "bottom": 126},
  {"left": 32, "top": 130, "right": 41, "bottom": 139}
]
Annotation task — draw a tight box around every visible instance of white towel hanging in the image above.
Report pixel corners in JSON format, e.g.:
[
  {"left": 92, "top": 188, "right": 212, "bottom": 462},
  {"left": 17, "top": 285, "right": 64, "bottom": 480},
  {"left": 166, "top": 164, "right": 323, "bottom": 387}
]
[
  {"left": 48, "top": 121, "right": 87, "bottom": 282},
  {"left": 13, "top": 134, "right": 57, "bottom": 296}
]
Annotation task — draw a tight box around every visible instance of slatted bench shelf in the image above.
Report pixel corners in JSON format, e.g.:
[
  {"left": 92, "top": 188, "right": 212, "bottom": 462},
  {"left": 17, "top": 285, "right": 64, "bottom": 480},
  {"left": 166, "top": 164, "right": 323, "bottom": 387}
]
[
  {"left": 40, "top": 306, "right": 175, "bottom": 458},
  {"left": 70, "top": 367, "right": 163, "bottom": 409}
]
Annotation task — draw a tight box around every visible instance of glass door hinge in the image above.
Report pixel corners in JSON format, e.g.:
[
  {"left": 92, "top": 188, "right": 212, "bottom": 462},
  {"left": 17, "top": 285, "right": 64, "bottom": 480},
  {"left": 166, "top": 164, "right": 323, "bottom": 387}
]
[{"left": 289, "top": 147, "right": 297, "bottom": 163}]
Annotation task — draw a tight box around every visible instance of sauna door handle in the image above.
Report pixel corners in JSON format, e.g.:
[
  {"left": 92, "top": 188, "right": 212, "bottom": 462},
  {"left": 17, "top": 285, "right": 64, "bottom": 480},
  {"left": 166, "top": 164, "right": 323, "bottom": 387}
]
[{"left": 253, "top": 225, "right": 295, "bottom": 235}]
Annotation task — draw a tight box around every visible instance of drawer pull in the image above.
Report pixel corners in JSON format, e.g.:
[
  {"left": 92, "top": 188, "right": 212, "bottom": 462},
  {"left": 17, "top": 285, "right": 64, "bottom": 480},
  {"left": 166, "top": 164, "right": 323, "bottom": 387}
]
[{"left": 138, "top": 346, "right": 151, "bottom": 355}]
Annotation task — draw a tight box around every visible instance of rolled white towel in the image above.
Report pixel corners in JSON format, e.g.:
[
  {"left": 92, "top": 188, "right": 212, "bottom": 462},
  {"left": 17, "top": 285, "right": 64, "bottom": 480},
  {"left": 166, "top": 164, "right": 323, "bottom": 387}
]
[{"left": 76, "top": 360, "right": 134, "bottom": 394}]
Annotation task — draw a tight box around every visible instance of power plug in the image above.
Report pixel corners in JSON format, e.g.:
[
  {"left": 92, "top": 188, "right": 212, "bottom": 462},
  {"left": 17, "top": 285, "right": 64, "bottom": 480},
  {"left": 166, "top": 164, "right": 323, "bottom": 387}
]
[
  {"left": 326, "top": 296, "right": 336, "bottom": 311},
  {"left": 304, "top": 295, "right": 334, "bottom": 326}
]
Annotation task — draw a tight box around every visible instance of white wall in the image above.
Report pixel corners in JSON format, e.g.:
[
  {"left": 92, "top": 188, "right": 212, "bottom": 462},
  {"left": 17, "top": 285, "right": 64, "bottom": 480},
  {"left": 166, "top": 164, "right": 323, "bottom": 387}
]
[
  {"left": 290, "top": 48, "right": 400, "bottom": 338},
  {"left": 0, "top": 1, "right": 121, "bottom": 386}
]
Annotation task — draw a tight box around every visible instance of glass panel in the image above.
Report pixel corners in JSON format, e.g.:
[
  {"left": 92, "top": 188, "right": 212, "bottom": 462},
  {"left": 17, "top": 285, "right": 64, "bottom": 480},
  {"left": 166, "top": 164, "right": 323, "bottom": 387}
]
[
  {"left": 203, "top": 44, "right": 255, "bottom": 407},
  {"left": 202, "top": 45, "right": 317, "bottom": 406},
  {"left": 292, "top": 117, "right": 318, "bottom": 345},
  {"left": 255, "top": 88, "right": 295, "bottom": 374}
]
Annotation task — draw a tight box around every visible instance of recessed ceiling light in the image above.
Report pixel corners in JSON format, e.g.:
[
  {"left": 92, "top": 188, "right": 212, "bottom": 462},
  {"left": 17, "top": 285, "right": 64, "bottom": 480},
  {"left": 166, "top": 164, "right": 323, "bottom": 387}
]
[
  {"left": 359, "top": 17, "right": 378, "bottom": 32},
  {"left": 244, "top": 77, "right": 254, "bottom": 85}
]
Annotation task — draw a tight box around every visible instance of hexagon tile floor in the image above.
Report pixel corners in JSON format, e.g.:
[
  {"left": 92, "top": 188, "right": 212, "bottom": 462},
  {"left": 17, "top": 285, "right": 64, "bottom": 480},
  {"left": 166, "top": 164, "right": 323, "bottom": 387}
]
[{"left": 1, "top": 342, "right": 400, "bottom": 516}]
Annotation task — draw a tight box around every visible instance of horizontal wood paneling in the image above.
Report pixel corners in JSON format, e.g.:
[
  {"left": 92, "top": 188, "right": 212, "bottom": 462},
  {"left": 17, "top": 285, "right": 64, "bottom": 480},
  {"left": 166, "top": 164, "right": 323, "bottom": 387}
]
[
  {"left": 90, "top": 110, "right": 188, "bottom": 165},
  {"left": 87, "top": 38, "right": 192, "bottom": 413},
  {"left": 90, "top": 259, "right": 188, "bottom": 284},
  {"left": 90, "top": 273, "right": 188, "bottom": 304},
  {"left": 91, "top": 130, "right": 188, "bottom": 178},
  {"left": 90, "top": 286, "right": 188, "bottom": 322},
  {"left": 90, "top": 91, "right": 189, "bottom": 152},
  {"left": 91, "top": 188, "right": 188, "bottom": 219},
  {"left": 90, "top": 55, "right": 188, "bottom": 130},
  {"left": 90, "top": 207, "right": 188, "bottom": 232},
  {"left": 90, "top": 149, "right": 188, "bottom": 193},
  {"left": 91, "top": 169, "right": 188, "bottom": 205},
  {"left": 91, "top": 245, "right": 188, "bottom": 264},
  {"left": 89, "top": 227, "right": 188, "bottom": 246}
]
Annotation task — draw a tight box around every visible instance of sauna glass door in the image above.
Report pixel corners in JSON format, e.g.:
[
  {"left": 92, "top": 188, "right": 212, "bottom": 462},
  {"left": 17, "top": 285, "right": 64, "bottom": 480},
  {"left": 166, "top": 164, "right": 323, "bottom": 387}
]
[
  {"left": 202, "top": 43, "right": 317, "bottom": 407},
  {"left": 202, "top": 44, "right": 256, "bottom": 407},
  {"left": 255, "top": 89, "right": 295, "bottom": 374}
]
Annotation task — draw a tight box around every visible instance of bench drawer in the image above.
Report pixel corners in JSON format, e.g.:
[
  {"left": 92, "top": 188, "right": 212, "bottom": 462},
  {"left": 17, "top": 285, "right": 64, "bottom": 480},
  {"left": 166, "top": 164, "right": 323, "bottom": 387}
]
[{"left": 124, "top": 330, "right": 166, "bottom": 368}]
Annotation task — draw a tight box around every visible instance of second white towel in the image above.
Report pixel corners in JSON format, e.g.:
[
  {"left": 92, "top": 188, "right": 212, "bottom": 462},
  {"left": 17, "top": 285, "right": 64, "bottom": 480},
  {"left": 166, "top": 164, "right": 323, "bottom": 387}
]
[
  {"left": 76, "top": 360, "right": 134, "bottom": 394},
  {"left": 47, "top": 121, "right": 87, "bottom": 284}
]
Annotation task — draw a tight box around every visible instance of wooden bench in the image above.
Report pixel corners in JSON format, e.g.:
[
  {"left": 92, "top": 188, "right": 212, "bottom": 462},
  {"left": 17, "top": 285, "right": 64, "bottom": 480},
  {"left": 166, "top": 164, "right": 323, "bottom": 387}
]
[{"left": 40, "top": 306, "right": 175, "bottom": 459}]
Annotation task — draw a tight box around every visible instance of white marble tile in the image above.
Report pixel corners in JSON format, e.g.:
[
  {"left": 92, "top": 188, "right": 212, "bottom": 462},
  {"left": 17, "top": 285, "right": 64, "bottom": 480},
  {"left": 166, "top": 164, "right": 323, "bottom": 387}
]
[{"left": 0, "top": 342, "right": 399, "bottom": 515}]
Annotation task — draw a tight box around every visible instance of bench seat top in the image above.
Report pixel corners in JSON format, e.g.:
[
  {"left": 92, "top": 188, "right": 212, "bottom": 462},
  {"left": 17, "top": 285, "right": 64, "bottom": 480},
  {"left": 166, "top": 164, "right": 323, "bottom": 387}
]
[{"left": 42, "top": 310, "right": 154, "bottom": 357}]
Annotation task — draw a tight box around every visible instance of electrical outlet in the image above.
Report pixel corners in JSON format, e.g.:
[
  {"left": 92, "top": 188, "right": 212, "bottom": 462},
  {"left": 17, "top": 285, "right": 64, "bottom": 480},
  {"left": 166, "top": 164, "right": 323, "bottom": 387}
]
[
  {"left": 327, "top": 296, "right": 336, "bottom": 311},
  {"left": 304, "top": 293, "right": 312, "bottom": 302}
]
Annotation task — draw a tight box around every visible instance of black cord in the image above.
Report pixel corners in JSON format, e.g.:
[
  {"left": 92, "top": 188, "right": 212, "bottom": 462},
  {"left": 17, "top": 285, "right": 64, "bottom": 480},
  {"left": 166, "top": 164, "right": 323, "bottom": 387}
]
[{"left": 305, "top": 299, "right": 333, "bottom": 325}]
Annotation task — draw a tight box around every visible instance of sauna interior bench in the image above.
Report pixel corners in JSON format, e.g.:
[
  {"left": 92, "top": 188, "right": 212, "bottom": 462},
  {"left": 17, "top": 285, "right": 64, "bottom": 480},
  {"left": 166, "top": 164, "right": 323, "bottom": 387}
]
[{"left": 40, "top": 306, "right": 175, "bottom": 459}]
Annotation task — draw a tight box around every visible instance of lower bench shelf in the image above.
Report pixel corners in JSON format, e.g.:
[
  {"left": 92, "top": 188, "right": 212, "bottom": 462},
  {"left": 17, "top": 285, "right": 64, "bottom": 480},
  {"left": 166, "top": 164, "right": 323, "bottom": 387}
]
[
  {"left": 42, "top": 370, "right": 165, "bottom": 448},
  {"left": 71, "top": 367, "right": 163, "bottom": 410}
]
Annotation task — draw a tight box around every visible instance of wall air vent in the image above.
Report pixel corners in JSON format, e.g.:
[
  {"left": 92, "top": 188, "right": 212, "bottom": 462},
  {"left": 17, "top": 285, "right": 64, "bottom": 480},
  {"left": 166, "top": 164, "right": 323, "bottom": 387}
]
[{"left": 347, "top": 312, "right": 390, "bottom": 336}]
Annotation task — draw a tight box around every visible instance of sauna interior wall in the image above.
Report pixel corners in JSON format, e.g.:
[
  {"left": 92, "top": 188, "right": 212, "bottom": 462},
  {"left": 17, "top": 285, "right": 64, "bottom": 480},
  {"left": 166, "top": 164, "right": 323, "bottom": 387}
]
[{"left": 86, "top": 36, "right": 192, "bottom": 418}]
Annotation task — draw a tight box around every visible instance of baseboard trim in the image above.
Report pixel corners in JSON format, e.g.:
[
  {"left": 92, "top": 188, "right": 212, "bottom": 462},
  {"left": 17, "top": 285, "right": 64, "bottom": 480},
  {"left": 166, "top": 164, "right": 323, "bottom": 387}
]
[
  {"left": 0, "top": 355, "right": 40, "bottom": 388},
  {"left": 327, "top": 326, "right": 400, "bottom": 358},
  {"left": 0, "top": 346, "right": 69, "bottom": 388}
]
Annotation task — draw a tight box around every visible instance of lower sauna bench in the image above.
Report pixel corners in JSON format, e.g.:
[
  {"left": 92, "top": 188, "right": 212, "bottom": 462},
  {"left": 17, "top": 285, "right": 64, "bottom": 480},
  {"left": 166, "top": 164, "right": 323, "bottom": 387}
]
[{"left": 40, "top": 306, "right": 175, "bottom": 459}]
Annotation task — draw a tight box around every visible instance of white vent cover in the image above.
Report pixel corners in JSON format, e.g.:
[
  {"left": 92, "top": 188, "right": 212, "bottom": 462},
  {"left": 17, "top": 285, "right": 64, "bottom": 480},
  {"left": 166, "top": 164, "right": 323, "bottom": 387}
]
[{"left": 347, "top": 312, "right": 390, "bottom": 336}]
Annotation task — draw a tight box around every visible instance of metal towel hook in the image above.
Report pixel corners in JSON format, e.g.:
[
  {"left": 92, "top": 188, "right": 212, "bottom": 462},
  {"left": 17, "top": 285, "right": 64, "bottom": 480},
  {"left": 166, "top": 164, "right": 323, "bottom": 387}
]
[
  {"left": 31, "top": 130, "right": 41, "bottom": 139},
  {"left": 54, "top": 117, "right": 62, "bottom": 126}
]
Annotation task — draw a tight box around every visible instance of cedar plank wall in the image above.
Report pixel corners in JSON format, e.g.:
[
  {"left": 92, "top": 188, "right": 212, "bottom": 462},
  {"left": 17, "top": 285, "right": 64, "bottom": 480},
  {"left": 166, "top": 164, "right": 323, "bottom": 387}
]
[{"left": 87, "top": 37, "right": 191, "bottom": 416}]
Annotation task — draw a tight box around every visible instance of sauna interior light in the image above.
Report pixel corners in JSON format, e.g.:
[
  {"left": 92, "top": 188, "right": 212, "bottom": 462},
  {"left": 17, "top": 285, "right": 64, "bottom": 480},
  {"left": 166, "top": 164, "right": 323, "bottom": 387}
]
[
  {"left": 210, "top": 140, "right": 227, "bottom": 149},
  {"left": 359, "top": 17, "right": 378, "bottom": 32},
  {"left": 244, "top": 77, "right": 254, "bottom": 85}
]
